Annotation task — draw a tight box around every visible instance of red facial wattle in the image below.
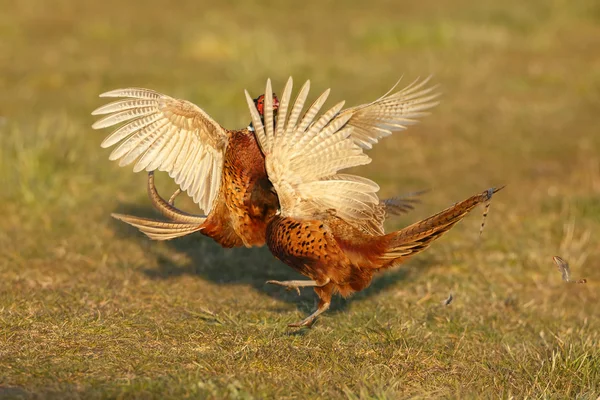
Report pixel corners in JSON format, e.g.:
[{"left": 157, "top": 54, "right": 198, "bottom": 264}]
[{"left": 253, "top": 94, "right": 280, "bottom": 117}]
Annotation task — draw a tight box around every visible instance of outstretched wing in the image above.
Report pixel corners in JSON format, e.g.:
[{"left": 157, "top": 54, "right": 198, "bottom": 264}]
[
  {"left": 92, "top": 88, "right": 228, "bottom": 213},
  {"left": 340, "top": 76, "right": 440, "bottom": 149},
  {"left": 245, "top": 77, "right": 382, "bottom": 232}
]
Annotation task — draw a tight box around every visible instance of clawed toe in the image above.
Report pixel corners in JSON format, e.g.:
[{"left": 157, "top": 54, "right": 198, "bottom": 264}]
[
  {"left": 266, "top": 280, "right": 301, "bottom": 295},
  {"left": 288, "top": 318, "right": 315, "bottom": 328},
  {"left": 287, "top": 301, "right": 331, "bottom": 329}
]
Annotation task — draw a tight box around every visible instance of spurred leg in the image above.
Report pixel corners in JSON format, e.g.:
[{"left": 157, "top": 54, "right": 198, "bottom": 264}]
[
  {"left": 266, "top": 277, "right": 330, "bottom": 296},
  {"left": 288, "top": 283, "right": 334, "bottom": 328}
]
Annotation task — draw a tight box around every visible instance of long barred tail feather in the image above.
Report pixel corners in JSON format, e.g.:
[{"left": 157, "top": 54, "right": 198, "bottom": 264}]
[
  {"left": 146, "top": 171, "right": 207, "bottom": 223},
  {"left": 111, "top": 171, "right": 207, "bottom": 241},
  {"left": 379, "top": 186, "right": 504, "bottom": 267},
  {"left": 111, "top": 213, "right": 204, "bottom": 240}
]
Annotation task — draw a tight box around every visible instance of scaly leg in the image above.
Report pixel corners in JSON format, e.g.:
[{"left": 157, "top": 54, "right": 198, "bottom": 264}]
[
  {"left": 288, "top": 282, "right": 334, "bottom": 327},
  {"left": 266, "top": 278, "right": 330, "bottom": 296},
  {"left": 288, "top": 299, "right": 331, "bottom": 327}
]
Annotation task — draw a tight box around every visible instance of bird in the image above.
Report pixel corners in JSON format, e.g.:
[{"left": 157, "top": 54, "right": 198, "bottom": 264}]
[
  {"left": 92, "top": 78, "right": 439, "bottom": 248},
  {"left": 93, "top": 92, "right": 280, "bottom": 248},
  {"left": 245, "top": 77, "right": 503, "bottom": 327}
]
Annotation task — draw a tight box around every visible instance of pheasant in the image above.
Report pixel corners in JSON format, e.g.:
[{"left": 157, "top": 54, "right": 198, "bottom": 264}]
[
  {"left": 92, "top": 78, "right": 439, "bottom": 248},
  {"left": 93, "top": 92, "right": 280, "bottom": 247},
  {"left": 245, "top": 78, "right": 503, "bottom": 327}
]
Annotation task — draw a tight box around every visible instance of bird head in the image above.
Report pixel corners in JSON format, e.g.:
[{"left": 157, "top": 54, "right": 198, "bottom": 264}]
[
  {"left": 253, "top": 93, "right": 280, "bottom": 118},
  {"left": 248, "top": 93, "right": 279, "bottom": 133}
]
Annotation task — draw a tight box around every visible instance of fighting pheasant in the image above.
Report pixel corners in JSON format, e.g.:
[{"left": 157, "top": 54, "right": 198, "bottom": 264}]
[
  {"left": 92, "top": 78, "right": 439, "bottom": 248},
  {"left": 246, "top": 78, "right": 502, "bottom": 327}
]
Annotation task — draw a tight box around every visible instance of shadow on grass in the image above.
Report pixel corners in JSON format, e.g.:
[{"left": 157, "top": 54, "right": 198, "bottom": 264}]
[
  {"left": 111, "top": 203, "right": 434, "bottom": 315},
  {"left": 0, "top": 387, "right": 29, "bottom": 398}
]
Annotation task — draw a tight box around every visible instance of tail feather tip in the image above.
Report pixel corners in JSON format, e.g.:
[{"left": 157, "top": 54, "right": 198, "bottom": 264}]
[{"left": 486, "top": 185, "right": 506, "bottom": 199}]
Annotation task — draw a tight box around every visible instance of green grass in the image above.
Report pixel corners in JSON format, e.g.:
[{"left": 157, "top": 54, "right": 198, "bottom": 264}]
[{"left": 1, "top": 0, "right": 599, "bottom": 398}]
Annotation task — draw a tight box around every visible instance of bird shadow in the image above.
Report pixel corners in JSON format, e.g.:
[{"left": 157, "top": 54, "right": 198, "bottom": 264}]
[{"left": 111, "top": 203, "right": 435, "bottom": 316}]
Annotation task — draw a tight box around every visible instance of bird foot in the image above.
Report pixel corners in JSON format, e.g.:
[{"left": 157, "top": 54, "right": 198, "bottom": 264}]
[
  {"left": 287, "top": 316, "right": 317, "bottom": 328},
  {"left": 287, "top": 301, "right": 331, "bottom": 328},
  {"left": 266, "top": 280, "right": 302, "bottom": 295}
]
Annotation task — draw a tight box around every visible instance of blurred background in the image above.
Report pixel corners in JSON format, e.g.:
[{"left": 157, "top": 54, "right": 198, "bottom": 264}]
[{"left": 1, "top": 0, "right": 599, "bottom": 397}]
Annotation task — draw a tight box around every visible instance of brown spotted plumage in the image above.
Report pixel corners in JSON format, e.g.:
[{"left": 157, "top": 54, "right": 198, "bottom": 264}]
[
  {"left": 264, "top": 189, "right": 502, "bottom": 326},
  {"left": 247, "top": 78, "right": 502, "bottom": 327}
]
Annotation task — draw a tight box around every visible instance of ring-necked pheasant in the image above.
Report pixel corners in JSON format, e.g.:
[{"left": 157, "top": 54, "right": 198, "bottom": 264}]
[
  {"left": 245, "top": 78, "right": 503, "bottom": 327},
  {"left": 92, "top": 78, "right": 439, "bottom": 248}
]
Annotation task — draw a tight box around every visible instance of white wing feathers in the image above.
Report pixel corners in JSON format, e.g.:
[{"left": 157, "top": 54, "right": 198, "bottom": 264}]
[
  {"left": 342, "top": 76, "right": 440, "bottom": 149},
  {"left": 245, "top": 77, "right": 380, "bottom": 226},
  {"left": 92, "top": 88, "right": 228, "bottom": 213}
]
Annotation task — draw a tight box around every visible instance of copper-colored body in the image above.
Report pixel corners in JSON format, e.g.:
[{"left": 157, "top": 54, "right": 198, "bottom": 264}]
[
  {"left": 129, "top": 129, "right": 279, "bottom": 248},
  {"left": 105, "top": 92, "right": 282, "bottom": 249},
  {"left": 265, "top": 188, "right": 501, "bottom": 327},
  {"left": 201, "top": 130, "right": 278, "bottom": 247}
]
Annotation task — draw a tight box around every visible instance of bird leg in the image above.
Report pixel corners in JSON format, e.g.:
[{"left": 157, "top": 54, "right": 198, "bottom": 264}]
[
  {"left": 267, "top": 278, "right": 333, "bottom": 327},
  {"left": 168, "top": 189, "right": 183, "bottom": 206},
  {"left": 288, "top": 299, "right": 331, "bottom": 328},
  {"left": 266, "top": 278, "right": 330, "bottom": 296},
  {"left": 288, "top": 282, "right": 334, "bottom": 328}
]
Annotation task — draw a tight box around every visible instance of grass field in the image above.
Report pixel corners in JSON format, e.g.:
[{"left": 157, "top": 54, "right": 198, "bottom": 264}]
[{"left": 1, "top": 0, "right": 599, "bottom": 398}]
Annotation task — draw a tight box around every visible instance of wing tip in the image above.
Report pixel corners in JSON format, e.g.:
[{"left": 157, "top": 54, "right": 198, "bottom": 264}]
[
  {"left": 98, "top": 87, "right": 159, "bottom": 98},
  {"left": 98, "top": 89, "right": 124, "bottom": 98},
  {"left": 91, "top": 121, "right": 103, "bottom": 130}
]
